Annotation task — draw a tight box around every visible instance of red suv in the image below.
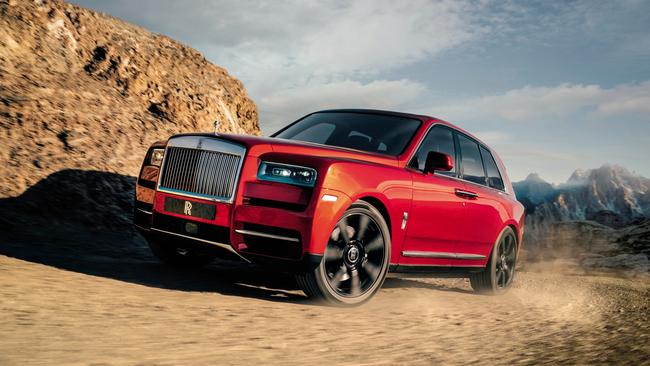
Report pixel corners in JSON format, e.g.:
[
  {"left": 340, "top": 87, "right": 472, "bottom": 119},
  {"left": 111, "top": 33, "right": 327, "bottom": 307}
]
[{"left": 134, "top": 109, "right": 525, "bottom": 305}]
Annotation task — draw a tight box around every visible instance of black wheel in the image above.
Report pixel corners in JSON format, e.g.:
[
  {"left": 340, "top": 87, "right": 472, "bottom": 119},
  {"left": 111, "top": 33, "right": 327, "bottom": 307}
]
[
  {"left": 146, "top": 237, "right": 216, "bottom": 268},
  {"left": 296, "top": 201, "right": 390, "bottom": 306},
  {"left": 470, "top": 227, "right": 517, "bottom": 294}
]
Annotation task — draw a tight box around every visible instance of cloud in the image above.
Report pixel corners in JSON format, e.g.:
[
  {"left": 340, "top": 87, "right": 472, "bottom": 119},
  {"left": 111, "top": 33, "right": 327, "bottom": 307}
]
[
  {"left": 472, "top": 131, "right": 511, "bottom": 144},
  {"left": 295, "top": 0, "right": 478, "bottom": 76},
  {"left": 74, "top": 0, "right": 650, "bottom": 138},
  {"left": 431, "top": 81, "right": 650, "bottom": 123},
  {"left": 596, "top": 82, "right": 650, "bottom": 116},
  {"left": 259, "top": 79, "right": 427, "bottom": 132},
  {"left": 163, "top": 0, "right": 482, "bottom": 131},
  {"left": 132, "top": 0, "right": 482, "bottom": 92}
]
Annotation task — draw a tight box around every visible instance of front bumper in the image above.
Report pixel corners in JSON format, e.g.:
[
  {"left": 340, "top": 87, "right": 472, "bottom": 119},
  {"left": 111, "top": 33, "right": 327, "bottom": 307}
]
[
  {"left": 134, "top": 187, "right": 349, "bottom": 270},
  {"left": 134, "top": 135, "right": 352, "bottom": 269}
]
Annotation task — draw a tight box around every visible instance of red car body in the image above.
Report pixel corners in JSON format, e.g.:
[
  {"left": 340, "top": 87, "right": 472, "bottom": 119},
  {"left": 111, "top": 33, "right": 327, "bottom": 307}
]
[{"left": 134, "top": 109, "right": 525, "bottom": 303}]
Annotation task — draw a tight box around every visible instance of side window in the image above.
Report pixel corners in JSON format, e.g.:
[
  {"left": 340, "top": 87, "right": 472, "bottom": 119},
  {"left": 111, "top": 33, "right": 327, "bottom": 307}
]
[
  {"left": 409, "top": 126, "right": 456, "bottom": 176},
  {"left": 458, "top": 134, "right": 486, "bottom": 185},
  {"left": 289, "top": 123, "right": 336, "bottom": 144},
  {"left": 480, "top": 146, "right": 505, "bottom": 191}
]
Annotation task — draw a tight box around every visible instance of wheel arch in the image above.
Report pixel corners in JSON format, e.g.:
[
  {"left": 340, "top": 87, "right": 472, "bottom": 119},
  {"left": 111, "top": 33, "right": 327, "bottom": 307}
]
[
  {"left": 357, "top": 196, "right": 392, "bottom": 236},
  {"left": 507, "top": 224, "right": 519, "bottom": 246},
  {"left": 485, "top": 224, "right": 519, "bottom": 260}
]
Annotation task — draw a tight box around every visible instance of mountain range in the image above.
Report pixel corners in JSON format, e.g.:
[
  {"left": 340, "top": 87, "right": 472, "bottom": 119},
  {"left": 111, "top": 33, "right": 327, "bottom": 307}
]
[
  {"left": 514, "top": 165, "right": 650, "bottom": 228},
  {"left": 513, "top": 165, "right": 650, "bottom": 272}
]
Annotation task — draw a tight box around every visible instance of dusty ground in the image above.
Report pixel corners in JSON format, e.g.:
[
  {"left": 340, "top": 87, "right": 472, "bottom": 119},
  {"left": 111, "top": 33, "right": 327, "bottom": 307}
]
[
  {"left": 1, "top": 224, "right": 649, "bottom": 365},
  {"left": 3, "top": 1, "right": 646, "bottom": 364}
]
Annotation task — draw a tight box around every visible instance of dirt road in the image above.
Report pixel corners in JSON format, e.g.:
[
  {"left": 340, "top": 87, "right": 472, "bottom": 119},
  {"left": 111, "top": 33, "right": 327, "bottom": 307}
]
[{"left": 0, "top": 224, "right": 648, "bottom": 365}]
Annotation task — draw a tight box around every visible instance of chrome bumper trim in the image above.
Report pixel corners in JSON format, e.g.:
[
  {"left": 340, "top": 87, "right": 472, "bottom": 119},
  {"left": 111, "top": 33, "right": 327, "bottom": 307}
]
[
  {"left": 235, "top": 229, "right": 300, "bottom": 243},
  {"left": 150, "top": 227, "right": 250, "bottom": 262},
  {"left": 135, "top": 208, "right": 153, "bottom": 215},
  {"left": 134, "top": 223, "right": 151, "bottom": 232}
]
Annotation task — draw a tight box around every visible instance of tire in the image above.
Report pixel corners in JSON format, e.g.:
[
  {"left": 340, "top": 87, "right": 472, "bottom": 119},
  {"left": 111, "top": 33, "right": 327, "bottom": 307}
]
[
  {"left": 470, "top": 227, "right": 517, "bottom": 295},
  {"left": 295, "top": 200, "right": 391, "bottom": 306},
  {"left": 147, "top": 237, "right": 216, "bottom": 268}
]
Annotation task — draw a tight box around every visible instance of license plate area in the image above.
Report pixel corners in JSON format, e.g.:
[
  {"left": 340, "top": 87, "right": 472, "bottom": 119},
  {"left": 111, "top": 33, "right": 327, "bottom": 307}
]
[{"left": 164, "top": 197, "right": 216, "bottom": 220}]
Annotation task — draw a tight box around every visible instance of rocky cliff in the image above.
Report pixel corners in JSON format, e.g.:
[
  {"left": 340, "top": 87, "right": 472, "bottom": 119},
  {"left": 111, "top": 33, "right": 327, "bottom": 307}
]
[{"left": 0, "top": 0, "right": 260, "bottom": 200}]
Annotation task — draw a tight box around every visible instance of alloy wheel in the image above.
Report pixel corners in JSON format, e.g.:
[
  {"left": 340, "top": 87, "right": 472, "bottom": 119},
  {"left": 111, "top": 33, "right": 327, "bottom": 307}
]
[
  {"left": 495, "top": 232, "right": 516, "bottom": 289},
  {"left": 323, "top": 212, "right": 386, "bottom": 298}
]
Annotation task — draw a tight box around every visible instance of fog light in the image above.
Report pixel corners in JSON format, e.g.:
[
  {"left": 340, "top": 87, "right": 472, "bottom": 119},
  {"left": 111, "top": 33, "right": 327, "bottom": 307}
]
[
  {"left": 185, "top": 222, "right": 198, "bottom": 234},
  {"left": 150, "top": 148, "right": 165, "bottom": 166}
]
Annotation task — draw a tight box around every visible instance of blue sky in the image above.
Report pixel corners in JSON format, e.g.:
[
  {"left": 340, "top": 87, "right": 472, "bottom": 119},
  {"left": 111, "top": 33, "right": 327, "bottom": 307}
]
[{"left": 74, "top": 0, "right": 650, "bottom": 183}]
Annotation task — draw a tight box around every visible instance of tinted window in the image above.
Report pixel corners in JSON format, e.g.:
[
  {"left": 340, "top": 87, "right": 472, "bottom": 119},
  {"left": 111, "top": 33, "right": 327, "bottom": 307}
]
[
  {"left": 480, "top": 146, "right": 505, "bottom": 190},
  {"left": 273, "top": 112, "right": 421, "bottom": 156},
  {"left": 289, "top": 122, "right": 335, "bottom": 144},
  {"left": 410, "top": 126, "right": 456, "bottom": 176},
  {"left": 458, "top": 134, "right": 486, "bottom": 185}
]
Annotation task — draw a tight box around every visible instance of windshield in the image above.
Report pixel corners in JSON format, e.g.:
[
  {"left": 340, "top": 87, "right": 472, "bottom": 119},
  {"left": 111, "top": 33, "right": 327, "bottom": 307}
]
[{"left": 273, "top": 112, "right": 422, "bottom": 156}]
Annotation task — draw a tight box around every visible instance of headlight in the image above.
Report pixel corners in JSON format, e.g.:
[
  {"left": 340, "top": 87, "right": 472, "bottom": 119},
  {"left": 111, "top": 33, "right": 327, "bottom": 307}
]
[
  {"left": 257, "top": 162, "right": 317, "bottom": 187},
  {"left": 150, "top": 148, "right": 165, "bottom": 166}
]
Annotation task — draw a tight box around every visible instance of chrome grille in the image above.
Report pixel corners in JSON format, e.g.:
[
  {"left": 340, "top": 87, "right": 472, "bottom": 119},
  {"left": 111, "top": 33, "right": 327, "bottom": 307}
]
[{"left": 159, "top": 146, "right": 242, "bottom": 201}]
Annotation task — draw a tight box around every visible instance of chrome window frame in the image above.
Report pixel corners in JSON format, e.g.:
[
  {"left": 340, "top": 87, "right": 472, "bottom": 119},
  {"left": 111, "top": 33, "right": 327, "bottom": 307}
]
[{"left": 406, "top": 123, "right": 511, "bottom": 195}]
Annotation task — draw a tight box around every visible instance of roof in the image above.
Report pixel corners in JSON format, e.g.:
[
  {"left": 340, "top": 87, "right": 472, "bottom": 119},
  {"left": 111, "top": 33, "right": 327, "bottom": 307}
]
[
  {"left": 312, "top": 108, "right": 483, "bottom": 142},
  {"left": 313, "top": 108, "right": 433, "bottom": 121}
]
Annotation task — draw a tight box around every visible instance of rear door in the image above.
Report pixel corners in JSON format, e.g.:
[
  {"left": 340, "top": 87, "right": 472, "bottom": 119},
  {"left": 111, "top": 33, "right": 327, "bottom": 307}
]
[
  {"left": 401, "top": 125, "right": 466, "bottom": 266},
  {"left": 454, "top": 134, "right": 507, "bottom": 266}
]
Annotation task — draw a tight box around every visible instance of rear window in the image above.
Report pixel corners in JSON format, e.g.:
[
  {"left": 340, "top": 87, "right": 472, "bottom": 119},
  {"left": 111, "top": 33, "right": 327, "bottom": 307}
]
[
  {"left": 458, "top": 134, "right": 486, "bottom": 185},
  {"left": 480, "top": 146, "right": 505, "bottom": 191}
]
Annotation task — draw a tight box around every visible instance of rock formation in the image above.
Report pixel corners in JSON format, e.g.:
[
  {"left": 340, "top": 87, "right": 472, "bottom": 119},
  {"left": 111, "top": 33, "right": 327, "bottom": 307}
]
[{"left": 0, "top": 0, "right": 260, "bottom": 199}]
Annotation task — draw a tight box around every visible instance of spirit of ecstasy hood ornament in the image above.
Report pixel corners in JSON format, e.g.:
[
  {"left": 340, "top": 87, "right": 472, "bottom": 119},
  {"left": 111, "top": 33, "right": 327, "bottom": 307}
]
[{"left": 214, "top": 120, "right": 221, "bottom": 134}]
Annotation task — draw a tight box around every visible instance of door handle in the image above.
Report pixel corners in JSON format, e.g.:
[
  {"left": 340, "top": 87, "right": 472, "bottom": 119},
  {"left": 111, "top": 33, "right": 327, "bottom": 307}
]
[{"left": 455, "top": 188, "right": 479, "bottom": 199}]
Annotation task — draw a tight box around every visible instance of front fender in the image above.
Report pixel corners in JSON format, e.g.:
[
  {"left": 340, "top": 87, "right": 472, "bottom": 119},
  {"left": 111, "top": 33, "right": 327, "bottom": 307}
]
[{"left": 319, "top": 161, "right": 412, "bottom": 263}]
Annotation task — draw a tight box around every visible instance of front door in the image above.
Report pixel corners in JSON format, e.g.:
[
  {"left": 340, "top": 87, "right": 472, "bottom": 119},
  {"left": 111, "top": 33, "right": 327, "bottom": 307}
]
[{"left": 401, "top": 125, "right": 466, "bottom": 266}]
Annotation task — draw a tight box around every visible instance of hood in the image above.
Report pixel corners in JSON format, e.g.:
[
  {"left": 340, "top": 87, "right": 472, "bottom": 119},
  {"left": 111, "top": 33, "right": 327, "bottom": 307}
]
[{"left": 174, "top": 133, "right": 399, "bottom": 167}]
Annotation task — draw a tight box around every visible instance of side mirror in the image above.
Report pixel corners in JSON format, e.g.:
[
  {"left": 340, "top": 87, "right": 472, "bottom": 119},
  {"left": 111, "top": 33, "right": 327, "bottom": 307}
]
[{"left": 423, "top": 151, "right": 453, "bottom": 174}]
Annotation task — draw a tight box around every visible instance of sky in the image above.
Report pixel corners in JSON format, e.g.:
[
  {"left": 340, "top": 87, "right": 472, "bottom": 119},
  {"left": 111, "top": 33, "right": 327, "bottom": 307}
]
[{"left": 74, "top": 0, "right": 650, "bottom": 183}]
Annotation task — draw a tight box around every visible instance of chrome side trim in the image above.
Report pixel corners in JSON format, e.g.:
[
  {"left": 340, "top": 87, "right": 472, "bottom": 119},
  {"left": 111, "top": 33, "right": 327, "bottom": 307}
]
[
  {"left": 455, "top": 253, "right": 486, "bottom": 260},
  {"left": 392, "top": 264, "right": 485, "bottom": 269},
  {"left": 150, "top": 227, "right": 250, "bottom": 262},
  {"left": 402, "top": 251, "right": 486, "bottom": 260},
  {"left": 235, "top": 229, "right": 300, "bottom": 243},
  {"left": 403, "top": 251, "right": 456, "bottom": 259}
]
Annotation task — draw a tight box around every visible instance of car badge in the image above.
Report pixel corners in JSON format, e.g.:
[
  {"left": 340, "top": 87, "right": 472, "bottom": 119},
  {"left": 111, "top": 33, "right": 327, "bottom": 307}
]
[{"left": 184, "top": 201, "right": 192, "bottom": 216}]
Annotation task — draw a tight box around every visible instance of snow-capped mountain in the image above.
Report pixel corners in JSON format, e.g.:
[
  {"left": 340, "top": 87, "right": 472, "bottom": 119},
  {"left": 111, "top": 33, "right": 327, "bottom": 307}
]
[
  {"left": 514, "top": 165, "right": 650, "bottom": 271},
  {"left": 514, "top": 165, "right": 650, "bottom": 229}
]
